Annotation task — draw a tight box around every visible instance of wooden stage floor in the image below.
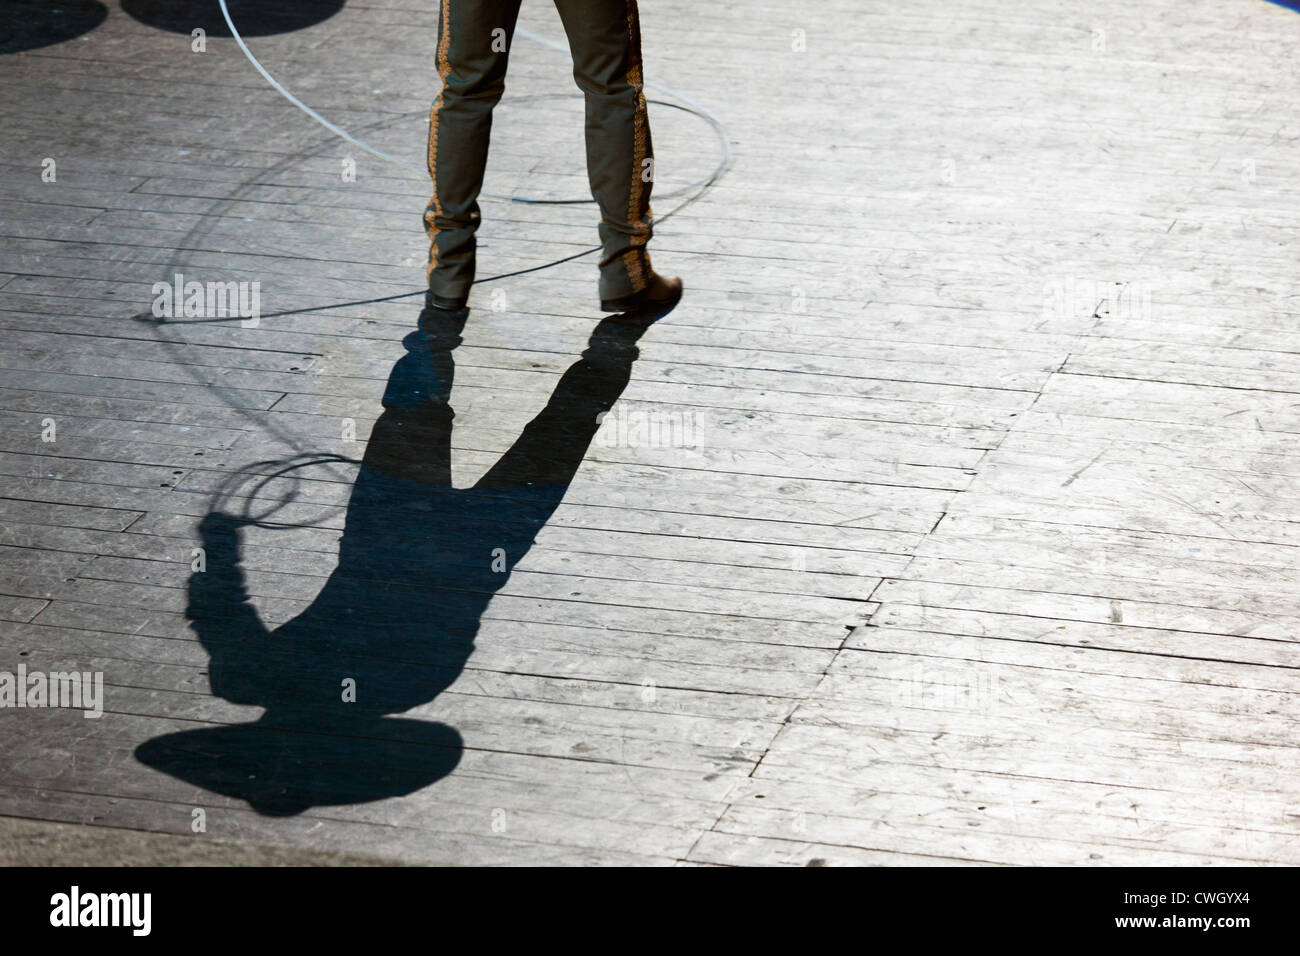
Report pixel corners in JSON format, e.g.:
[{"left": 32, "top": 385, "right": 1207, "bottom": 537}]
[{"left": 2, "top": 0, "right": 1300, "bottom": 865}]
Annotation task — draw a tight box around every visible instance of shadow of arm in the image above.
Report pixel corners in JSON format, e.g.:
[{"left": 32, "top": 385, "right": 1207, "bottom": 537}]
[{"left": 190, "top": 512, "right": 272, "bottom": 702}]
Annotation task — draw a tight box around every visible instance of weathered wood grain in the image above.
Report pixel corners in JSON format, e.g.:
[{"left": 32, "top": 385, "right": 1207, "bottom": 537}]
[{"left": 4, "top": 0, "right": 1300, "bottom": 865}]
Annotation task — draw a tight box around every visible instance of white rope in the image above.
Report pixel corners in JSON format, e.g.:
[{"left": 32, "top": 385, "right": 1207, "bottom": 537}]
[{"left": 216, "top": 1, "right": 731, "bottom": 203}]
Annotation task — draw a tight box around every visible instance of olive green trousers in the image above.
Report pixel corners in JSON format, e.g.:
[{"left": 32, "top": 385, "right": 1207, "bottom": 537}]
[{"left": 424, "top": 0, "right": 655, "bottom": 303}]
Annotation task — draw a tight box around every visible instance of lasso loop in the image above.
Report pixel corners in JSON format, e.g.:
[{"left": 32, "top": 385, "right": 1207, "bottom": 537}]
[{"left": 209, "top": 2, "right": 731, "bottom": 315}]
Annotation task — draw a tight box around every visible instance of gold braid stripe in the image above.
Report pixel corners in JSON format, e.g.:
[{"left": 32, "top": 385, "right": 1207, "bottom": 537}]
[
  {"left": 424, "top": 0, "right": 454, "bottom": 284},
  {"left": 622, "top": 0, "right": 651, "bottom": 293}
]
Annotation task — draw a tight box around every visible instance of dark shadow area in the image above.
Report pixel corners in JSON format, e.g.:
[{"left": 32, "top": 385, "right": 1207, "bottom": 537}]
[
  {"left": 121, "top": 0, "right": 346, "bottom": 37},
  {"left": 136, "top": 305, "right": 651, "bottom": 815},
  {"left": 0, "top": 0, "right": 108, "bottom": 54}
]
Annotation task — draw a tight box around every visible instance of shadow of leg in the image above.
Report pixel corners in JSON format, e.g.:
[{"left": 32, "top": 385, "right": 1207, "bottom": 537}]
[
  {"left": 136, "top": 308, "right": 644, "bottom": 816},
  {"left": 475, "top": 314, "right": 650, "bottom": 493}
]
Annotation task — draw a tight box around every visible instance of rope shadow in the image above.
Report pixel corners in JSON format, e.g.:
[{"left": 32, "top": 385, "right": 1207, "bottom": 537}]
[{"left": 136, "top": 304, "right": 654, "bottom": 815}]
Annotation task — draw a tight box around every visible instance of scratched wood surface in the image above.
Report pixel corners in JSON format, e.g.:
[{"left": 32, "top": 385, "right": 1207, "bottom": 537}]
[{"left": 1, "top": 0, "right": 1299, "bottom": 865}]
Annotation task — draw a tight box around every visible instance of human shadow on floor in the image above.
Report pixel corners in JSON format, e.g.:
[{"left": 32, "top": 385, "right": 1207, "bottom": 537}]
[
  {"left": 1, "top": 0, "right": 108, "bottom": 54},
  {"left": 136, "top": 305, "right": 651, "bottom": 815},
  {"left": 122, "top": 0, "right": 346, "bottom": 37}
]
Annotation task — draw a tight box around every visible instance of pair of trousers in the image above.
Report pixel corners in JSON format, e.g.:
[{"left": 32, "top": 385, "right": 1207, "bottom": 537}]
[{"left": 424, "top": 0, "right": 656, "bottom": 303}]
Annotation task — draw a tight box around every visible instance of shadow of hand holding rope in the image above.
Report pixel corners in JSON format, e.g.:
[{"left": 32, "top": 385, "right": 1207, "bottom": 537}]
[{"left": 137, "top": 306, "right": 651, "bottom": 815}]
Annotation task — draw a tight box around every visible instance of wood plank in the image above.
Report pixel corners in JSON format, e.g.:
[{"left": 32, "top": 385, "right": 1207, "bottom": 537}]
[{"left": 5, "top": 0, "right": 1300, "bottom": 865}]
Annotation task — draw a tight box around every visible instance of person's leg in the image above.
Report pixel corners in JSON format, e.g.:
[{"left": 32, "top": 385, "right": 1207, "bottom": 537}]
[
  {"left": 425, "top": 0, "right": 524, "bottom": 305},
  {"left": 552, "top": 0, "right": 657, "bottom": 304}
]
